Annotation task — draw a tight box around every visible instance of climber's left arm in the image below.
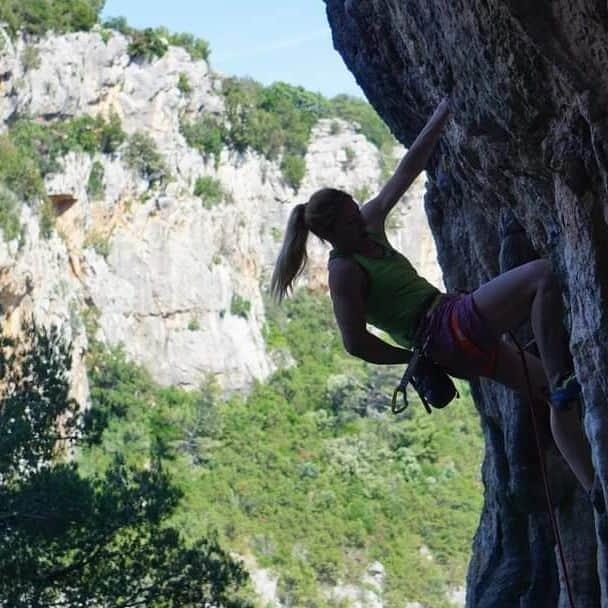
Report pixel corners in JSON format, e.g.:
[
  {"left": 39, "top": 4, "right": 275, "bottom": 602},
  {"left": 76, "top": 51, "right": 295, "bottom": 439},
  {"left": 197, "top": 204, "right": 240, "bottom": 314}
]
[{"left": 361, "top": 97, "right": 452, "bottom": 232}]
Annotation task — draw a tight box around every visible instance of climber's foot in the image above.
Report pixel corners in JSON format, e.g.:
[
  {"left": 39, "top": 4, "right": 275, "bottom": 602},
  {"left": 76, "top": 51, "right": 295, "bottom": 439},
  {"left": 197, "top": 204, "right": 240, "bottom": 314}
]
[{"left": 549, "top": 372, "right": 580, "bottom": 411}]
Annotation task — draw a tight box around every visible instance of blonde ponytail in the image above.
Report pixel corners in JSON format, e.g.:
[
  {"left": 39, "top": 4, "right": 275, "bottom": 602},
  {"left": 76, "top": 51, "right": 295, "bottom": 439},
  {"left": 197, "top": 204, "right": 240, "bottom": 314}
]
[
  {"left": 270, "top": 203, "right": 309, "bottom": 303},
  {"left": 270, "top": 188, "right": 351, "bottom": 303}
]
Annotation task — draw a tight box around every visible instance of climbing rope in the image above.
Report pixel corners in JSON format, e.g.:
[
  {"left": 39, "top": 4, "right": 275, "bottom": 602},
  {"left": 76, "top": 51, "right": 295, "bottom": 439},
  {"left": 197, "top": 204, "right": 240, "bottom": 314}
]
[{"left": 508, "top": 331, "right": 576, "bottom": 608}]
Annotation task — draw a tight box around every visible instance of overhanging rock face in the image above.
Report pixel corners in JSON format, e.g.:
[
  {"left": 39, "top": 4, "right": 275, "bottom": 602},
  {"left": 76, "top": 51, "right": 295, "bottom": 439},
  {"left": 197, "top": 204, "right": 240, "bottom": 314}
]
[{"left": 325, "top": 1, "right": 608, "bottom": 605}]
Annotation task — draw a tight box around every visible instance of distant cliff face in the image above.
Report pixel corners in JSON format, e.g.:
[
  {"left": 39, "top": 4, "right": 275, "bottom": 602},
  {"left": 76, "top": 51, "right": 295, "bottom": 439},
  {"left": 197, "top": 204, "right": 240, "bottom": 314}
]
[
  {"left": 0, "top": 27, "right": 441, "bottom": 400},
  {"left": 325, "top": 0, "right": 608, "bottom": 605}
]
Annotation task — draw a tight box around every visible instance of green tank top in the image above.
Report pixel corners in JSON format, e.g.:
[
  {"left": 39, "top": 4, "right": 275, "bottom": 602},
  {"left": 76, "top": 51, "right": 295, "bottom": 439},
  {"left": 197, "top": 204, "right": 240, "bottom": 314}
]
[{"left": 328, "top": 230, "right": 440, "bottom": 348}]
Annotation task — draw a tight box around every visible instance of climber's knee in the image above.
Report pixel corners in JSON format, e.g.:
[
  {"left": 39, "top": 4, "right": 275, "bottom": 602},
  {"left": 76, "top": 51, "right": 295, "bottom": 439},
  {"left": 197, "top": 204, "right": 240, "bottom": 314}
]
[{"left": 534, "top": 259, "right": 559, "bottom": 294}]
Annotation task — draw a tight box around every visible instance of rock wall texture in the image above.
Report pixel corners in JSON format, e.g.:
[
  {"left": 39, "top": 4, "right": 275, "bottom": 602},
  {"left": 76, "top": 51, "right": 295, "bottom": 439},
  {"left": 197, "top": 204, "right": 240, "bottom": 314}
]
[
  {"left": 0, "top": 27, "right": 441, "bottom": 399},
  {"left": 325, "top": 0, "right": 608, "bottom": 606}
]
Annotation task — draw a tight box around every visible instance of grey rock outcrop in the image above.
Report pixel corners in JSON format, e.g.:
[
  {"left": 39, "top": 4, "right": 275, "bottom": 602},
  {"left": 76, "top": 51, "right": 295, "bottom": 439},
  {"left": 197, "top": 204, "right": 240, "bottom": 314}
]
[
  {"left": 325, "top": 0, "right": 608, "bottom": 605},
  {"left": 0, "top": 27, "right": 441, "bottom": 399}
]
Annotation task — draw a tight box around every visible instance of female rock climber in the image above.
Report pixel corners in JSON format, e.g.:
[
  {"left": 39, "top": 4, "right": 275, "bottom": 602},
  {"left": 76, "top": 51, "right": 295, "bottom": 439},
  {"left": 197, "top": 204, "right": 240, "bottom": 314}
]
[{"left": 270, "top": 96, "right": 604, "bottom": 520}]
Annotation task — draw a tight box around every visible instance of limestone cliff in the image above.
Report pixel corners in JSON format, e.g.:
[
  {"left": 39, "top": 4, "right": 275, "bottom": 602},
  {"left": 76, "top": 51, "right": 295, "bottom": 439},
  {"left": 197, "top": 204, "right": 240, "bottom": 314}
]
[
  {"left": 325, "top": 0, "right": 608, "bottom": 605},
  {"left": 0, "top": 26, "right": 441, "bottom": 405}
]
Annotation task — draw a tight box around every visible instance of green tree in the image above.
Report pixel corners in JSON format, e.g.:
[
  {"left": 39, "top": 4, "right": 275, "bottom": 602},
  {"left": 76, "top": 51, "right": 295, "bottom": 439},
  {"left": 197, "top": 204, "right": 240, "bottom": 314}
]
[
  {"left": 0, "top": 185, "right": 22, "bottom": 241},
  {"left": 194, "top": 175, "right": 224, "bottom": 208},
  {"left": 127, "top": 28, "right": 169, "bottom": 62},
  {"left": 330, "top": 94, "right": 394, "bottom": 149},
  {"left": 0, "top": 0, "right": 103, "bottom": 37},
  {"left": 0, "top": 134, "right": 45, "bottom": 201},
  {"left": 154, "top": 27, "right": 210, "bottom": 62},
  {"left": 0, "top": 320, "right": 251, "bottom": 607},
  {"left": 87, "top": 160, "right": 105, "bottom": 200},
  {"left": 180, "top": 115, "right": 225, "bottom": 165},
  {"left": 102, "top": 15, "right": 131, "bottom": 36},
  {"left": 124, "top": 131, "right": 168, "bottom": 184},
  {"left": 280, "top": 154, "right": 306, "bottom": 191}
]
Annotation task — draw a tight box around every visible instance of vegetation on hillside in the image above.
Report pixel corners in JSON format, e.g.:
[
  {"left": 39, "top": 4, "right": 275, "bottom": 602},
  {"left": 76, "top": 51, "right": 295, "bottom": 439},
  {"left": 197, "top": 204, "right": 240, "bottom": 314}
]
[
  {"left": 0, "top": 7, "right": 485, "bottom": 606},
  {"left": 1, "top": 7, "right": 395, "bottom": 199},
  {"left": 180, "top": 78, "right": 397, "bottom": 192},
  {"left": 0, "top": 2, "right": 210, "bottom": 65},
  {"left": 0, "top": 0, "right": 104, "bottom": 37},
  {"left": 102, "top": 17, "right": 211, "bottom": 63},
  {"left": 77, "top": 289, "right": 484, "bottom": 608}
]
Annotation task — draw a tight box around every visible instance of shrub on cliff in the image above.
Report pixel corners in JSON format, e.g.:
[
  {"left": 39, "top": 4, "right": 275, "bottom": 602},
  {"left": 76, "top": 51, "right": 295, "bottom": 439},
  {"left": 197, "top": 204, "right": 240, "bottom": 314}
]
[
  {"left": 280, "top": 154, "right": 306, "bottom": 191},
  {"left": 153, "top": 27, "right": 211, "bottom": 62},
  {"left": 222, "top": 78, "right": 322, "bottom": 159},
  {"left": 9, "top": 114, "right": 126, "bottom": 177},
  {"left": 0, "top": 134, "right": 45, "bottom": 201},
  {"left": 180, "top": 115, "right": 225, "bottom": 166},
  {"left": 194, "top": 175, "right": 227, "bottom": 209},
  {"left": 124, "top": 131, "right": 169, "bottom": 184},
  {"left": 0, "top": 0, "right": 103, "bottom": 37},
  {"left": 127, "top": 27, "right": 169, "bottom": 62},
  {"left": 217, "top": 77, "right": 396, "bottom": 189},
  {"left": 103, "top": 18, "right": 211, "bottom": 63},
  {"left": 87, "top": 160, "right": 105, "bottom": 200},
  {"left": 0, "top": 184, "right": 22, "bottom": 242},
  {"left": 330, "top": 94, "right": 394, "bottom": 150}
]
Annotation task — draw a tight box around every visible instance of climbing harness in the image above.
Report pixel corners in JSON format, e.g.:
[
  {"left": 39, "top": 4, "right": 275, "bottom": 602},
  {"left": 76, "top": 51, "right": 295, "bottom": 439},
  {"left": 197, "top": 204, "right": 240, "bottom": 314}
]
[
  {"left": 391, "top": 326, "right": 459, "bottom": 415},
  {"left": 509, "top": 331, "right": 576, "bottom": 608}
]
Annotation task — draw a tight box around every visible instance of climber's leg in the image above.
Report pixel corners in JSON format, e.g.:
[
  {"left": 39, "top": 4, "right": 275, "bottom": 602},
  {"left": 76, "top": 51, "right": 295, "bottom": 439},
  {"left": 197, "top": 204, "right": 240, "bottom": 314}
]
[
  {"left": 471, "top": 259, "right": 572, "bottom": 390},
  {"left": 490, "top": 340, "right": 594, "bottom": 492}
]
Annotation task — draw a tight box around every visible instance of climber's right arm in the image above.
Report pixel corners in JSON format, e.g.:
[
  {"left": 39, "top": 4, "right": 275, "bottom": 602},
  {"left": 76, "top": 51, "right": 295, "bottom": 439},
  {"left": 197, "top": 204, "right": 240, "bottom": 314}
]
[
  {"left": 329, "top": 260, "right": 412, "bottom": 365},
  {"left": 360, "top": 97, "right": 451, "bottom": 234}
]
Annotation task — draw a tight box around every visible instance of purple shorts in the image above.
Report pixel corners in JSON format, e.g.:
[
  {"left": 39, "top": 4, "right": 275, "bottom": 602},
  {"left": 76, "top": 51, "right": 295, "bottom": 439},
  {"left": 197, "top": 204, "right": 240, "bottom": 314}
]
[{"left": 420, "top": 293, "right": 500, "bottom": 380}]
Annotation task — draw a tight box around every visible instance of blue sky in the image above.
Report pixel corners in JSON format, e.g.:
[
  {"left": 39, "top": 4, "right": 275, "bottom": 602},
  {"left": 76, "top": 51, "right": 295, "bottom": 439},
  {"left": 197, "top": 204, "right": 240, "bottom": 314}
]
[{"left": 101, "top": 1, "right": 365, "bottom": 99}]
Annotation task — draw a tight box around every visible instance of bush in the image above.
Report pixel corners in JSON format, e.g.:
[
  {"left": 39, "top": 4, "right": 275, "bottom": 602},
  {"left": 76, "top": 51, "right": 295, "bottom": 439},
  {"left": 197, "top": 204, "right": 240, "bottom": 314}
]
[
  {"left": 155, "top": 28, "right": 210, "bottom": 62},
  {"left": 177, "top": 72, "right": 192, "bottom": 95},
  {"left": 230, "top": 294, "right": 251, "bottom": 319},
  {"left": 102, "top": 16, "right": 131, "bottom": 36},
  {"left": 353, "top": 184, "right": 372, "bottom": 203},
  {"left": 0, "top": 0, "right": 101, "bottom": 38},
  {"left": 329, "top": 94, "right": 395, "bottom": 149},
  {"left": 180, "top": 115, "right": 224, "bottom": 165},
  {"left": 342, "top": 146, "right": 356, "bottom": 171},
  {"left": 0, "top": 134, "right": 45, "bottom": 201},
  {"left": 49, "top": 0, "right": 100, "bottom": 33},
  {"left": 124, "top": 131, "right": 168, "bottom": 184},
  {"left": 84, "top": 231, "right": 110, "bottom": 258},
  {"left": 187, "top": 316, "right": 200, "bottom": 331},
  {"left": 98, "top": 112, "right": 127, "bottom": 154},
  {"left": 103, "top": 20, "right": 210, "bottom": 62},
  {"left": 194, "top": 176, "right": 224, "bottom": 209},
  {"left": 127, "top": 28, "right": 169, "bottom": 62},
  {"left": 8, "top": 114, "right": 126, "bottom": 178},
  {"left": 280, "top": 154, "right": 306, "bottom": 191},
  {"left": 0, "top": 185, "right": 22, "bottom": 242},
  {"left": 87, "top": 160, "right": 105, "bottom": 200},
  {"left": 38, "top": 199, "right": 55, "bottom": 238},
  {"left": 21, "top": 44, "right": 40, "bottom": 71}
]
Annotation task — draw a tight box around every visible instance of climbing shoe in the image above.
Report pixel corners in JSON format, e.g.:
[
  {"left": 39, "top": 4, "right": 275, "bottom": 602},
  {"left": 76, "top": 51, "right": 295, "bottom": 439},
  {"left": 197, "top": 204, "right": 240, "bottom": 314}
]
[{"left": 549, "top": 373, "right": 581, "bottom": 411}]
